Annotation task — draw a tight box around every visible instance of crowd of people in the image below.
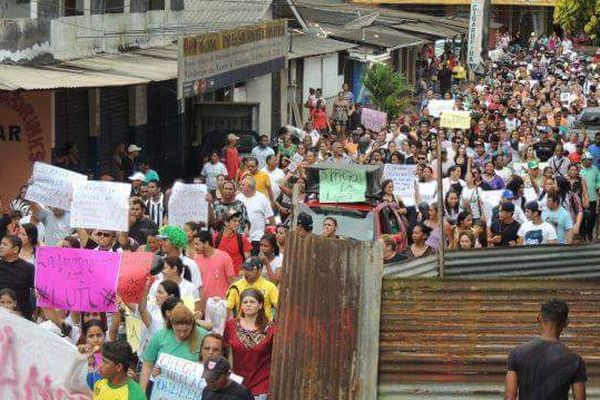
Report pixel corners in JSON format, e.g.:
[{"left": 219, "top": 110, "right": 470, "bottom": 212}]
[{"left": 1, "top": 29, "right": 599, "bottom": 399}]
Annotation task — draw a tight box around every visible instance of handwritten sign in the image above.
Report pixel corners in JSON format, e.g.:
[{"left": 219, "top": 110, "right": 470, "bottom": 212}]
[
  {"left": 25, "top": 162, "right": 87, "bottom": 210},
  {"left": 125, "top": 313, "right": 143, "bottom": 354},
  {"left": 418, "top": 181, "right": 437, "bottom": 205},
  {"left": 361, "top": 108, "right": 387, "bottom": 131},
  {"left": 168, "top": 182, "right": 209, "bottom": 227},
  {"left": 440, "top": 110, "right": 471, "bottom": 130},
  {"left": 35, "top": 247, "right": 121, "bottom": 312},
  {"left": 151, "top": 353, "right": 242, "bottom": 400},
  {"left": 480, "top": 189, "right": 504, "bottom": 222},
  {"left": 427, "top": 99, "right": 454, "bottom": 117},
  {"left": 117, "top": 252, "right": 153, "bottom": 303},
  {"left": 319, "top": 168, "right": 366, "bottom": 203},
  {"left": 70, "top": 181, "right": 131, "bottom": 232},
  {"left": 287, "top": 153, "right": 305, "bottom": 173},
  {"left": 0, "top": 308, "right": 90, "bottom": 399},
  {"left": 382, "top": 164, "right": 416, "bottom": 206}
]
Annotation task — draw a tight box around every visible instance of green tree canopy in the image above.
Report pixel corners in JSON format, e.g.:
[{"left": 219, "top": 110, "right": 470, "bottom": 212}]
[
  {"left": 554, "top": 0, "right": 600, "bottom": 43},
  {"left": 362, "top": 63, "right": 412, "bottom": 118}
]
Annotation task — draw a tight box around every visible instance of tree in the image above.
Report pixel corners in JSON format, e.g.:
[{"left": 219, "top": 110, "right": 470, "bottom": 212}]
[
  {"left": 554, "top": 0, "right": 600, "bottom": 44},
  {"left": 362, "top": 63, "right": 412, "bottom": 118}
]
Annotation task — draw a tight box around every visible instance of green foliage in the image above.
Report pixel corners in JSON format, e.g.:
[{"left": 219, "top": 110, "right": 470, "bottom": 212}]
[
  {"left": 362, "top": 63, "right": 413, "bottom": 118},
  {"left": 554, "top": 0, "right": 600, "bottom": 44}
]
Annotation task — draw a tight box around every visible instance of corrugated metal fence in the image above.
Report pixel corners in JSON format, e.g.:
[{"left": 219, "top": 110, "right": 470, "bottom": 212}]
[
  {"left": 270, "top": 232, "right": 384, "bottom": 400},
  {"left": 384, "top": 243, "right": 600, "bottom": 278}
]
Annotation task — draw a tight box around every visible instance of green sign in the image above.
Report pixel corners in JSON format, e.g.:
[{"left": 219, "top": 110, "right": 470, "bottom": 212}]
[{"left": 319, "top": 169, "right": 367, "bottom": 203}]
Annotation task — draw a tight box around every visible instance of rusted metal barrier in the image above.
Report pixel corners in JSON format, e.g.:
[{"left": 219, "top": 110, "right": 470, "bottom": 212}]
[{"left": 270, "top": 231, "right": 383, "bottom": 400}]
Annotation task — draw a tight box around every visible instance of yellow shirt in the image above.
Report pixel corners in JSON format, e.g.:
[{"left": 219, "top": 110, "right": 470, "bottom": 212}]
[
  {"left": 243, "top": 171, "right": 271, "bottom": 197},
  {"left": 226, "top": 276, "right": 279, "bottom": 320},
  {"left": 93, "top": 378, "right": 146, "bottom": 400},
  {"left": 452, "top": 65, "right": 466, "bottom": 80}
]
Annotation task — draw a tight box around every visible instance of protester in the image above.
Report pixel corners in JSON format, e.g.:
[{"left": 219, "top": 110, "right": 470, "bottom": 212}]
[
  {"left": 226, "top": 257, "right": 278, "bottom": 320},
  {"left": 17, "top": 223, "right": 38, "bottom": 263},
  {"left": 202, "top": 356, "right": 254, "bottom": 399},
  {"left": 193, "top": 230, "right": 237, "bottom": 304},
  {"left": 236, "top": 177, "right": 274, "bottom": 255},
  {"left": 0, "top": 235, "right": 34, "bottom": 318},
  {"left": 517, "top": 201, "right": 558, "bottom": 245},
  {"left": 0, "top": 287, "right": 18, "bottom": 314},
  {"left": 129, "top": 199, "right": 158, "bottom": 245},
  {"left": 94, "top": 341, "right": 146, "bottom": 399},
  {"left": 202, "top": 151, "right": 229, "bottom": 193}
]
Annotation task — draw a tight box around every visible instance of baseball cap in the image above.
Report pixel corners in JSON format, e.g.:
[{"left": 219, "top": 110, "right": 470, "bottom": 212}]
[
  {"left": 297, "top": 212, "right": 313, "bottom": 232},
  {"left": 202, "top": 356, "right": 230, "bottom": 382},
  {"left": 525, "top": 201, "right": 540, "bottom": 213},
  {"left": 500, "top": 202, "right": 515, "bottom": 213},
  {"left": 241, "top": 256, "right": 263, "bottom": 271},
  {"left": 224, "top": 210, "right": 241, "bottom": 222},
  {"left": 128, "top": 172, "right": 146, "bottom": 181},
  {"left": 127, "top": 144, "right": 142, "bottom": 153},
  {"left": 227, "top": 133, "right": 239, "bottom": 141},
  {"left": 502, "top": 189, "right": 515, "bottom": 200},
  {"left": 527, "top": 161, "right": 539, "bottom": 169}
]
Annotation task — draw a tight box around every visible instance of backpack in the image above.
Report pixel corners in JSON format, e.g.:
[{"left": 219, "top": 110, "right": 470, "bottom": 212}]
[{"left": 215, "top": 231, "right": 245, "bottom": 259}]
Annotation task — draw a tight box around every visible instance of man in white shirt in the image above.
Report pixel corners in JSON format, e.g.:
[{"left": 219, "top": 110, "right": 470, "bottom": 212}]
[
  {"left": 251, "top": 135, "right": 276, "bottom": 170},
  {"left": 262, "top": 154, "right": 285, "bottom": 201},
  {"left": 201, "top": 151, "right": 228, "bottom": 192},
  {"left": 236, "top": 176, "right": 275, "bottom": 255},
  {"left": 517, "top": 201, "right": 558, "bottom": 245}
]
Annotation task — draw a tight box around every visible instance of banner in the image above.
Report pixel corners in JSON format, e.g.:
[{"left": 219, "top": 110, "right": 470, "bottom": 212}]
[
  {"left": 168, "top": 182, "right": 209, "bottom": 227},
  {"left": 480, "top": 189, "right": 504, "bottom": 222},
  {"left": 0, "top": 308, "right": 91, "bottom": 400},
  {"left": 427, "top": 99, "right": 454, "bottom": 117},
  {"left": 151, "top": 353, "right": 242, "bottom": 400},
  {"left": 440, "top": 110, "right": 471, "bottom": 130},
  {"left": 125, "top": 313, "right": 144, "bottom": 354},
  {"left": 382, "top": 164, "right": 416, "bottom": 207},
  {"left": 70, "top": 181, "right": 131, "bottom": 232},
  {"left": 0, "top": 91, "right": 52, "bottom": 211},
  {"left": 25, "top": 162, "right": 87, "bottom": 210},
  {"left": 467, "top": 0, "right": 485, "bottom": 70},
  {"left": 319, "top": 168, "right": 367, "bottom": 203},
  {"left": 361, "top": 108, "right": 388, "bottom": 132},
  {"left": 118, "top": 252, "right": 154, "bottom": 303},
  {"left": 418, "top": 181, "right": 437, "bottom": 205},
  {"left": 35, "top": 247, "right": 121, "bottom": 312}
]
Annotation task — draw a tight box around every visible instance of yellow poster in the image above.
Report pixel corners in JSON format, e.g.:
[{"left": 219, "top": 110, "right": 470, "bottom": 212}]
[
  {"left": 440, "top": 110, "right": 471, "bottom": 130},
  {"left": 125, "top": 314, "right": 143, "bottom": 353}
]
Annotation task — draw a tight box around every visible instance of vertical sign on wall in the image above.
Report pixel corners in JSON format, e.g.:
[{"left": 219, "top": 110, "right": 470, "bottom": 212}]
[{"left": 467, "top": 0, "right": 485, "bottom": 71}]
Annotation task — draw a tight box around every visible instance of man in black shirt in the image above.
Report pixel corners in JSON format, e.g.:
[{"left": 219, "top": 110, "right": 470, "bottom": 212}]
[
  {"left": 202, "top": 356, "right": 253, "bottom": 400},
  {"left": 128, "top": 198, "right": 158, "bottom": 245},
  {"left": 533, "top": 131, "right": 556, "bottom": 162},
  {"left": 505, "top": 298, "right": 586, "bottom": 400},
  {"left": 488, "top": 202, "right": 520, "bottom": 247},
  {"left": 0, "top": 235, "right": 34, "bottom": 318}
]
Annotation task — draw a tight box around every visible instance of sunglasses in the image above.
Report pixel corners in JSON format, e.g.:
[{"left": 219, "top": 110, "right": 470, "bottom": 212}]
[{"left": 98, "top": 232, "right": 113, "bottom": 237}]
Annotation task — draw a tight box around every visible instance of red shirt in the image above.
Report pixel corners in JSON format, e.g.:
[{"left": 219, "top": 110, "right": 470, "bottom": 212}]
[
  {"left": 223, "top": 146, "right": 240, "bottom": 180},
  {"left": 194, "top": 249, "right": 236, "bottom": 299},
  {"left": 213, "top": 231, "right": 252, "bottom": 274},
  {"left": 311, "top": 108, "right": 328, "bottom": 130},
  {"left": 224, "top": 318, "right": 275, "bottom": 395}
]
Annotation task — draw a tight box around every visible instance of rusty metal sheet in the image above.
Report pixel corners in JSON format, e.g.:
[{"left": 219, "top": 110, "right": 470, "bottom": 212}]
[
  {"left": 270, "top": 231, "right": 383, "bottom": 400},
  {"left": 379, "top": 279, "right": 600, "bottom": 385}
]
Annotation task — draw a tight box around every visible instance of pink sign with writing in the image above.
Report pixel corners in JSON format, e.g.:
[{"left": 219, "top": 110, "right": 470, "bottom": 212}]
[
  {"left": 360, "top": 107, "right": 388, "bottom": 132},
  {"left": 35, "top": 247, "right": 121, "bottom": 312}
]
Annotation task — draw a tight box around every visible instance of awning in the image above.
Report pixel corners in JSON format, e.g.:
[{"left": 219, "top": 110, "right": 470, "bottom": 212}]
[
  {"left": 288, "top": 34, "right": 357, "bottom": 59},
  {"left": 327, "top": 26, "right": 427, "bottom": 50},
  {"left": 0, "top": 45, "right": 178, "bottom": 91}
]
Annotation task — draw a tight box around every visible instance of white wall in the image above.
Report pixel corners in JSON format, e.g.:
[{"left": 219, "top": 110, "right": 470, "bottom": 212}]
[
  {"left": 0, "top": 0, "right": 31, "bottom": 19},
  {"left": 302, "top": 53, "right": 343, "bottom": 104},
  {"left": 245, "top": 73, "right": 272, "bottom": 136}
]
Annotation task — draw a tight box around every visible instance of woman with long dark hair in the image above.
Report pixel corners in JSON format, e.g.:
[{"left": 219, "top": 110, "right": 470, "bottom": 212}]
[
  {"left": 259, "top": 233, "right": 282, "bottom": 284},
  {"left": 224, "top": 288, "right": 275, "bottom": 400},
  {"left": 18, "top": 223, "right": 38, "bottom": 263}
]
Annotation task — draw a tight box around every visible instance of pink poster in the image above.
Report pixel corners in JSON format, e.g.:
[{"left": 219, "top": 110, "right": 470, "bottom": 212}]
[
  {"left": 361, "top": 107, "right": 388, "bottom": 132},
  {"left": 35, "top": 247, "right": 121, "bottom": 312}
]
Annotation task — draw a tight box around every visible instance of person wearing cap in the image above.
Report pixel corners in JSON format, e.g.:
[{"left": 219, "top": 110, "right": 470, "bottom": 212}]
[
  {"left": 128, "top": 171, "right": 146, "bottom": 197},
  {"left": 517, "top": 201, "right": 558, "bottom": 245},
  {"left": 93, "top": 341, "right": 145, "bottom": 400},
  {"left": 157, "top": 225, "right": 203, "bottom": 292},
  {"left": 121, "top": 144, "right": 142, "bottom": 179},
  {"left": 580, "top": 152, "right": 600, "bottom": 242},
  {"left": 223, "top": 133, "right": 240, "bottom": 180},
  {"left": 542, "top": 191, "right": 574, "bottom": 245},
  {"left": 526, "top": 161, "right": 543, "bottom": 193},
  {"left": 296, "top": 212, "right": 313, "bottom": 238},
  {"left": 202, "top": 356, "right": 253, "bottom": 399},
  {"left": 225, "top": 257, "right": 278, "bottom": 321},
  {"left": 488, "top": 201, "right": 520, "bottom": 247}
]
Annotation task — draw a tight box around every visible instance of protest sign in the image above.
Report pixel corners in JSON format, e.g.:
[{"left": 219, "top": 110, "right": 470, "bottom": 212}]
[
  {"left": 0, "top": 308, "right": 90, "bottom": 400},
  {"left": 361, "top": 108, "right": 387, "bottom": 131},
  {"left": 125, "top": 313, "right": 143, "bottom": 354},
  {"left": 35, "top": 247, "right": 121, "bottom": 312},
  {"left": 70, "top": 181, "right": 131, "bottom": 232},
  {"left": 418, "top": 181, "right": 437, "bottom": 204},
  {"left": 151, "top": 353, "right": 242, "bottom": 400},
  {"left": 168, "top": 182, "right": 208, "bottom": 227},
  {"left": 382, "top": 164, "right": 416, "bottom": 206},
  {"left": 524, "top": 187, "right": 538, "bottom": 203},
  {"left": 480, "top": 189, "right": 504, "bottom": 222},
  {"left": 25, "top": 162, "right": 87, "bottom": 210},
  {"left": 287, "top": 152, "right": 305, "bottom": 173},
  {"left": 427, "top": 99, "right": 454, "bottom": 117},
  {"left": 118, "top": 252, "right": 153, "bottom": 303},
  {"left": 440, "top": 110, "right": 471, "bottom": 130},
  {"left": 319, "top": 168, "right": 367, "bottom": 203}
]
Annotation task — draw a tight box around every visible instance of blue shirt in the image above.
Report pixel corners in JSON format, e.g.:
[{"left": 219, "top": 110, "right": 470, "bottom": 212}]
[
  {"left": 588, "top": 144, "right": 600, "bottom": 169},
  {"left": 542, "top": 206, "right": 573, "bottom": 244}
]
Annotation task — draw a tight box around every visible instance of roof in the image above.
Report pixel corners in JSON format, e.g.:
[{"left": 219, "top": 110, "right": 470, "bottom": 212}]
[
  {"left": 289, "top": 34, "right": 357, "bottom": 59},
  {"left": 353, "top": 0, "right": 556, "bottom": 5},
  {"left": 327, "top": 25, "right": 427, "bottom": 49}
]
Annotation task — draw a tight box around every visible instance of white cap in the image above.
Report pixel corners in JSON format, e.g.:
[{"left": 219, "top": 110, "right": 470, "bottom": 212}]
[
  {"left": 128, "top": 144, "right": 142, "bottom": 153},
  {"left": 128, "top": 172, "right": 146, "bottom": 181},
  {"left": 227, "top": 133, "right": 239, "bottom": 141}
]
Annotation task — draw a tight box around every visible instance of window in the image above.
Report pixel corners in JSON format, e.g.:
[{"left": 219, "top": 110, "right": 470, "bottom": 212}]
[{"left": 149, "top": 0, "right": 164, "bottom": 10}]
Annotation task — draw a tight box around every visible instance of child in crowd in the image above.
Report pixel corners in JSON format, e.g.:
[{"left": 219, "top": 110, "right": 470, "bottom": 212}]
[
  {"left": 93, "top": 341, "right": 146, "bottom": 400},
  {"left": 0, "top": 288, "right": 19, "bottom": 314},
  {"left": 78, "top": 319, "right": 107, "bottom": 389}
]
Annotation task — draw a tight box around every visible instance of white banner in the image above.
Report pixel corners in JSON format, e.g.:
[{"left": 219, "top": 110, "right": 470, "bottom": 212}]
[
  {"left": 480, "top": 189, "right": 504, "bottom": 222},
  {"left": 467, "top": 0, "right": 485, "bottom": 70},
  {"left": 25, "top": 162, "right": 87, "bottom": 210},
  {"left": 361, "top": 108, "right": 388, "bottom": 132},
  {"left": 168, "top": 182, "right": 208, "bottom": 227},
  {"left": 383, "top": 164, "right": 417, "bottom": 207},
  {"left": 418, "top": 181, "right": 438, "bottom": 205},
  {"left": 0, "top": 308, "right": 90, "bottom": 399},
  {"left": 70, "top": 181, "right": 131, "bottom": 232},
  {"left": 427, "top": 100, "right": 454, "bottom": 118},
  {"left": 151, "top": 353, "right": 243, "bottom": 400}
]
